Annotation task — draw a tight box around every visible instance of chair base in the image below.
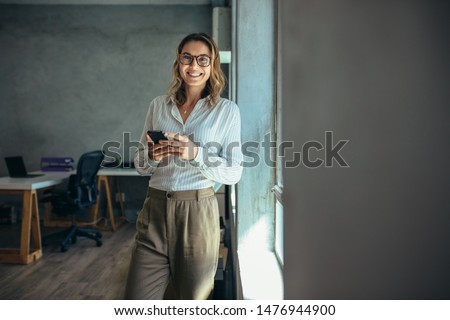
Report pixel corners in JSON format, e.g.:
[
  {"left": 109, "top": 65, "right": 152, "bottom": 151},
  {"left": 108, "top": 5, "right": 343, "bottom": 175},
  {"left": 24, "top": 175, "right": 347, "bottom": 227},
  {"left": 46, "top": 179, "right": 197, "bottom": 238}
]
[{"left": 42, "top": 225, "right": 103, "bottom": 252}]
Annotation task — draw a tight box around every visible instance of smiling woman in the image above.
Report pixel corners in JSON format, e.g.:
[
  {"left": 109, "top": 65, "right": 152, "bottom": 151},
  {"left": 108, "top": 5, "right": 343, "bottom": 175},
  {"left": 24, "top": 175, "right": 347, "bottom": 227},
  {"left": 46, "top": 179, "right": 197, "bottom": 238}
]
[
  {"left": 178, "top": 44, "right": 212, "bottom": 89},
  {"left": 168, "top": 33, "right": 226, "bottom": 117},
  {"left": 124, "top": 33, "right": 243, "bottom": 300},
  {"left": 176, "top": 40, "right": 212, "bottom": 117}
]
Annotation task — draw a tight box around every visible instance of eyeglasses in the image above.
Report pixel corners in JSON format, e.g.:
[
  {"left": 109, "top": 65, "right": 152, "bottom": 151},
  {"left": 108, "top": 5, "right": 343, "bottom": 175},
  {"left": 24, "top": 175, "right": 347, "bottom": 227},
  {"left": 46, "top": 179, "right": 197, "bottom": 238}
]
[{"left": 178, "top": 53, "right": 211, "bottom": 67}]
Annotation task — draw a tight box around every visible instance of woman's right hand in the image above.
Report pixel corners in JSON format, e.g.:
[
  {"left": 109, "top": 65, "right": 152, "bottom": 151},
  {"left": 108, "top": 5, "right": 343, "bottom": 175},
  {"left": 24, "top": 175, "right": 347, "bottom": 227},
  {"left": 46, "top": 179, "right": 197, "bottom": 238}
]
[{"left": 146, "top": 133, "right": 173, "bottom": 161}]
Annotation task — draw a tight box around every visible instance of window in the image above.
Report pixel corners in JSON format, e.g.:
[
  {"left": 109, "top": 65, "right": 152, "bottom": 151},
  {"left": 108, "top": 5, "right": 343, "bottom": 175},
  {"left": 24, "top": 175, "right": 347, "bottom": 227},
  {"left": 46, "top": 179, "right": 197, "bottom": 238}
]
[{"left": 273, "top": 0, "right": 283, "bottom": 266}]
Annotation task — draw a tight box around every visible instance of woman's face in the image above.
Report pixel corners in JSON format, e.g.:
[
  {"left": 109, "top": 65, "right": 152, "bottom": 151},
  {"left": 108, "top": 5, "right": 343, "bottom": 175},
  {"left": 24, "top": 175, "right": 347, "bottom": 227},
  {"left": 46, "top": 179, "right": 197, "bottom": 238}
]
[{"left": 178, "top": 40, "right": 212, "bottom": 90}]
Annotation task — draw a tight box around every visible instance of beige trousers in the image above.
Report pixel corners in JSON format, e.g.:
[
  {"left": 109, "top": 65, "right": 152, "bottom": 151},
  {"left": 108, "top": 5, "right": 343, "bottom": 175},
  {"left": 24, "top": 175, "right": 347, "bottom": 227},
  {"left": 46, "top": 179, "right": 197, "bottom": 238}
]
[{"left": 124, "top": 187, "right": 220, "bottom": 300}]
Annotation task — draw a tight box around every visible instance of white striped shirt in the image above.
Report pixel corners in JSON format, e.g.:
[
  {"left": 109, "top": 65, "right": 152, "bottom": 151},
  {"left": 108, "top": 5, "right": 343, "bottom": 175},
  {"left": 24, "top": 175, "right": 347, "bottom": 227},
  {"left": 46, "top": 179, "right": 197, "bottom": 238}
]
[{"left": 134, "top": 95, "right": 243, "bottom": 191}]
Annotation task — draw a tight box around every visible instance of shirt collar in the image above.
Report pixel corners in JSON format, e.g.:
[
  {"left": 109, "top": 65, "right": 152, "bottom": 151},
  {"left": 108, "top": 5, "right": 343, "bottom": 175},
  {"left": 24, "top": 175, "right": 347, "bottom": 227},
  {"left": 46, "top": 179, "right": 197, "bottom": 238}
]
[{"left": 168, "top": 94, "right": 211, "bottom": 106}]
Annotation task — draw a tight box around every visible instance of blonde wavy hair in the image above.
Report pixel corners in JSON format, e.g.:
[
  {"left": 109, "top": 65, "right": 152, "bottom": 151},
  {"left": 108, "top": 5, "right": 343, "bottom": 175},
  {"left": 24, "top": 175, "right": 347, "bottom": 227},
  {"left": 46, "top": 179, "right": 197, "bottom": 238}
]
[{"left": 167, "top": 33, "right": 226, "bottom": 107}]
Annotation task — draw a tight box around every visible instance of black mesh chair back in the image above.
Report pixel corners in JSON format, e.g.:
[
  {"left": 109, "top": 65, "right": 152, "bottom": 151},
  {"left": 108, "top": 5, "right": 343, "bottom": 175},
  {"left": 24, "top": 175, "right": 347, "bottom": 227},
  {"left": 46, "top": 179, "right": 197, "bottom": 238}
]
[
  {"left": 42, "top": 150, "right": 105, "bottom": 252},
  {"left": 74, "top": 150, "right": 104, "bottom": 209}
]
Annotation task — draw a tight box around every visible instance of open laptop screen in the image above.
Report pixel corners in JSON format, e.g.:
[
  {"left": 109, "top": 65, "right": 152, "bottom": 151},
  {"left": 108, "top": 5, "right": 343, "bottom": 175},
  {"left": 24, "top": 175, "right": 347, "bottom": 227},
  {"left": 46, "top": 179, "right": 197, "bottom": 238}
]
[{"left": 4, "top": 156, "right": 43, "bottom": 178}]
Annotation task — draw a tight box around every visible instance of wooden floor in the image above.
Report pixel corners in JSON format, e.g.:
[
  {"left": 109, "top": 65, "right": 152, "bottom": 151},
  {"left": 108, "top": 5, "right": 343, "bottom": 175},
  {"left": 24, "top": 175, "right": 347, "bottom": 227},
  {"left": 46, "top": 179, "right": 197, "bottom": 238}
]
[
  {"left": 0, "top": 221, "right": 232, "bottom": 300},
  {"left": 0, "top": 222, "right": 136, "bottom": 299}
]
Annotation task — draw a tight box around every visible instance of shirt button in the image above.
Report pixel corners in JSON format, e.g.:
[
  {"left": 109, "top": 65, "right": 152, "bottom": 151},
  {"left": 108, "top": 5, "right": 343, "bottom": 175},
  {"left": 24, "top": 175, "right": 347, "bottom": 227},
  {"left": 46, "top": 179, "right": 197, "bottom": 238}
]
[{"left": 166, "top": 193, "right": 172, "bottom": 199}]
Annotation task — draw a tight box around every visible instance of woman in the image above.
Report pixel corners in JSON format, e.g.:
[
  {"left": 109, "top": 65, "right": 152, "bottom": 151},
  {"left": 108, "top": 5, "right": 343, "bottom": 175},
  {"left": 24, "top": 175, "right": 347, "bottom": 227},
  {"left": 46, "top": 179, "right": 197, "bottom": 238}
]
[{"left": 124, "top": 33, "right": 243, "bottom": 300}]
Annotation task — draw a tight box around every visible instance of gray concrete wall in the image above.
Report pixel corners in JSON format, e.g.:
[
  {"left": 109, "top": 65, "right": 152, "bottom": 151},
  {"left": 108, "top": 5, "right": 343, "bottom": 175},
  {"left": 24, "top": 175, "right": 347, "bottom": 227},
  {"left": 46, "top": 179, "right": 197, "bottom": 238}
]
[
  {"left": 0, "top": 4, "right": 211, "bottom": 214},
  {"left": 0, "top": 4, "right": 211, "bottom": 171},
  {"left": 235, "top": 0, "right": 275, "bottom": 251},
  {"left": 282, "top": 0, "right": 450, "bottom": 299}
]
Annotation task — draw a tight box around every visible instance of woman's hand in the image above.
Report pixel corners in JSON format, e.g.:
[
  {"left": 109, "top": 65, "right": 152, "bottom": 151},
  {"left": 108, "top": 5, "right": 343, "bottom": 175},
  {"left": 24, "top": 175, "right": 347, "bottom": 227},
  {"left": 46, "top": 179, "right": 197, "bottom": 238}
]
[
  {"left": 146, "top": 133, "right": 174, "bottom": 161},
  {"left": 160, "top": 132, "right": 199, "bottom": 161}
]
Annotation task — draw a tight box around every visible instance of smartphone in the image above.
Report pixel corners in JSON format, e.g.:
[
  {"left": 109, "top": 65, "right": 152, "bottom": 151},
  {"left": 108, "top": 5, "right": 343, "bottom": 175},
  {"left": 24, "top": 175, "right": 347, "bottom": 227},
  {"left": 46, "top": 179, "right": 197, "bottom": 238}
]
[{"left": 147, "top": 130, "right": 168, "bottom": 144}]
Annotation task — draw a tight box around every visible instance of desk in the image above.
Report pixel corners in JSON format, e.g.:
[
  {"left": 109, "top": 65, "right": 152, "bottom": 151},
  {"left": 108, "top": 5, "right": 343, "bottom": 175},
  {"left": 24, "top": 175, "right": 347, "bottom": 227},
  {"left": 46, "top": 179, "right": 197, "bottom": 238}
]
[
  {"left": 93, "top": 168, "right": 140, "bottom": 231},
  {"left": 0, "top": 172, "right": 72, "bottom": 264}
]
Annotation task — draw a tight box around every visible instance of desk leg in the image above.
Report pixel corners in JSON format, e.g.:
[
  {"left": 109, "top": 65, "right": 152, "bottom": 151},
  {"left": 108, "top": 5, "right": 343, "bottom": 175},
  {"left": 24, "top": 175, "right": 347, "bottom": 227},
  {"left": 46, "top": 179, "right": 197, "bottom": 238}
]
[
  {"left": 30, "top": 191, "right": 42, "bottom": 254},
  {"left": 93, "top": 176, "right": 116, "bottom": 231},
  {"left": 20, "top": 190, "right": 42, "bottom": 264},
  {"left": 115, "top": 177, "right": 125, "bottom": 217},
  {"left": 0, "top": 190, "right": 42, "bottom": 264},
  {"left": 103, "top": 176, "right": 116, "bottom": 231}
]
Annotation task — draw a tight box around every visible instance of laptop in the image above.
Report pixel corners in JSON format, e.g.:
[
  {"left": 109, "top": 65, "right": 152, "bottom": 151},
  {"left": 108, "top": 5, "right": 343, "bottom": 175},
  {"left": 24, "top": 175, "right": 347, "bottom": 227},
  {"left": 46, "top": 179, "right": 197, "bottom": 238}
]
[{"left": 4, "top": 156, "right": 44, "bottom": 178}]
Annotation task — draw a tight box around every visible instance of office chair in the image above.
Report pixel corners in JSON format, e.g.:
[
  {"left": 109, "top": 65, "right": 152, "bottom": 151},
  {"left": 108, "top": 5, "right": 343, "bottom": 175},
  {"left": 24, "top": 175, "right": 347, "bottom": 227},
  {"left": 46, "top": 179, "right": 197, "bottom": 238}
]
[{"left": 41, "top": 150, "right": 104, "bottom": 252}]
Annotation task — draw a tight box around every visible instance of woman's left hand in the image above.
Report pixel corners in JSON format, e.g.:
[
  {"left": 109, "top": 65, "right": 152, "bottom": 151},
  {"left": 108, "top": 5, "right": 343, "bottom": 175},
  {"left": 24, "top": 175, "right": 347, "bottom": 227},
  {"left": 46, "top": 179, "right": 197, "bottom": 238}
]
[{"left": 160, "top": 132, "right": 199, "bottom": 161}]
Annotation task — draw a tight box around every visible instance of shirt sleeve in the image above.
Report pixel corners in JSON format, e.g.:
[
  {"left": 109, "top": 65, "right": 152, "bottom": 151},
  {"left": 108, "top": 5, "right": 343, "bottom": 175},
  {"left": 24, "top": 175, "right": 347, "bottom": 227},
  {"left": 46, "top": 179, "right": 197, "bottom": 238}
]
[
  {"left": 189, "top": 103, "right": 243, "bottom": 185},
  {"left": 134, "top": 99, "right": 161, "bottom": 176}
]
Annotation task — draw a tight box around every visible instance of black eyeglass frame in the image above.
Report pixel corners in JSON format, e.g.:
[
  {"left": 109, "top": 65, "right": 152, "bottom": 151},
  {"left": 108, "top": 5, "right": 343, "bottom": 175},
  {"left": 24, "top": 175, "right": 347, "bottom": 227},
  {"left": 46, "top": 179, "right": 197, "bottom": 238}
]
[{"left": 178, "top": 53, "right": 212, "bottom": 67}]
